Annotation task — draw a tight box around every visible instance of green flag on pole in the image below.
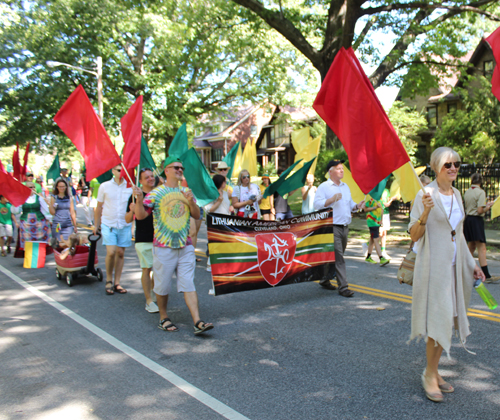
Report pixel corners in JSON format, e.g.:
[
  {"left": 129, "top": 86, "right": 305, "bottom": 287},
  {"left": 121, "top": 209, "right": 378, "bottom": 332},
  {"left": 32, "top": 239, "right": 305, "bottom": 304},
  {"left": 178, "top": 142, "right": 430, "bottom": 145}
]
[
  {"left": 180, "top": 148, "right": 219, "bottom": 207},
  {"left": 368, "top": 176, "right": 390, "bottom": 201},
  {"left": 46, "top": 154, "right": 61, "bottom": 181},
  {"left": 263, "top": 159, "right": 303, "bottom": 198},
  {"left": 97, "top": 170, "right": 113, "bottom": 183},
  {"left": 223, "top": 142, "right": 240, "bottom": 180},
  {"left": 139, "top": 136, "right": 157, "bottom": 171},
  {"left": 276, "top": 157, "right": 317, "bottom": 197},
  {"left": 168, "top": 123, "right": 188, "bottom": 159}
]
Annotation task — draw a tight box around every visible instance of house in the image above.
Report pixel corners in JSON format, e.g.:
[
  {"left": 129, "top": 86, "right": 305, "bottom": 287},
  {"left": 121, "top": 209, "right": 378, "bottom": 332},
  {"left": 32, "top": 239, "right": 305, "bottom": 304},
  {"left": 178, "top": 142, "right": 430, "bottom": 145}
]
[
  {"left": 193, "top": 103, "right": 317, "bottom": 172},
  {"left": 399, "top": 37, "right": 496, "bottom": 160}
]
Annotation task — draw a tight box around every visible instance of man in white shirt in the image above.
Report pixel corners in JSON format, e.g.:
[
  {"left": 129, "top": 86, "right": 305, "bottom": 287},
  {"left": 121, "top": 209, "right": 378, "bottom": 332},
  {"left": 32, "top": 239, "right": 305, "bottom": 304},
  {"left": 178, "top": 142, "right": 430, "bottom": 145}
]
[
  {"left": 314, "top": 160, "right": 365, "bottom": 297},
  {"left": 94, "top": 165, "right": 132, "bottom": 295}
]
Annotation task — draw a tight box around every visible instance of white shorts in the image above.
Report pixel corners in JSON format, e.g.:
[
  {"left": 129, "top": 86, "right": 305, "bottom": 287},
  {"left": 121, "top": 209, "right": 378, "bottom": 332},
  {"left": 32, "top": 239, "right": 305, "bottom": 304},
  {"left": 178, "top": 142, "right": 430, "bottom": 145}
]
[
  {"left": 152, "top": 245, "right": 196, "bottom": 295},
  {"left": 381, "top": 214, "right": 391, "bottom": 231},
  {"left": 0, "top": 224, "right": 13, "bottom": 237}
]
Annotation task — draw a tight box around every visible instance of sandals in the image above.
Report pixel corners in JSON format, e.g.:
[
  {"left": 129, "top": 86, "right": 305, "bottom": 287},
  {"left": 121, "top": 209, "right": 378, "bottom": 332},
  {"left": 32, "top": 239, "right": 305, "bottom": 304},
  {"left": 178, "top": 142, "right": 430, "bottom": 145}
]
[
  {"left": 105, "top": 281, "right": 114, "bottom": 295},
  {"left": 421, "top": 370, "right": 443, "bottom": 402},
  {"left": 158, "top": 318, "right": 179, "bottom": 332},
  {"left": 113, "top": 284, "right": 127, "bottom": 294},
  {"left": 438, "top": 381, "right": 454, "bottom": 393},
  {"left": 194, "top": 320, "right": 214, "bottom": 335}
]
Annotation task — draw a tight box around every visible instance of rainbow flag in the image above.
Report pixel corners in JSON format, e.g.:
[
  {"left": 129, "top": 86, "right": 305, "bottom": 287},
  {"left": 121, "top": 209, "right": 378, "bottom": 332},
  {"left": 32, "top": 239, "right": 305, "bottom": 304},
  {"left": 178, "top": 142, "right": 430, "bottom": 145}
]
[
  {"left": 207, "top": 209, "right": 336, "bottom": 295},
  {"left": 23, "top": 241, "right": 47, "bottom": 269}
]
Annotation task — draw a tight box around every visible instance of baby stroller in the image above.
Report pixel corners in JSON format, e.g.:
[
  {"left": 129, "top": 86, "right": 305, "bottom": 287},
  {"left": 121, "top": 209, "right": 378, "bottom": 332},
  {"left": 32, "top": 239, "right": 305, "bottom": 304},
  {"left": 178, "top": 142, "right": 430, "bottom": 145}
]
[{"left": 54, "top": 233, "right": 103, "bottom": 287}]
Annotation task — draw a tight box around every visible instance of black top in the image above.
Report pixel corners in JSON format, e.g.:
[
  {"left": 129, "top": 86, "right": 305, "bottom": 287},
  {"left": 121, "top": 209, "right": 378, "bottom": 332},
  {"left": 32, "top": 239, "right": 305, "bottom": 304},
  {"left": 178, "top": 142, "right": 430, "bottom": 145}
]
[
  {"left": 274, "top": 193, "right": 291, "bottom": 213},
  {"left": 79, "top": 177, "right": 90, "bottom": 196},
  {"left": 127, "top": 193, "right": 154, "bottom": 243}
]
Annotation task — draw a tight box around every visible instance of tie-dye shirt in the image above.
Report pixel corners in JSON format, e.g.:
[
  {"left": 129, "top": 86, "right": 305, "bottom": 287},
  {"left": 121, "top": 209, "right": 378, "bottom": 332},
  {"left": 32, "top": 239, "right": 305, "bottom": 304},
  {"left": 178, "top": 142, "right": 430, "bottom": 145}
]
[{"left": 143, "top": 186, "right": 193, "bottom": 249}]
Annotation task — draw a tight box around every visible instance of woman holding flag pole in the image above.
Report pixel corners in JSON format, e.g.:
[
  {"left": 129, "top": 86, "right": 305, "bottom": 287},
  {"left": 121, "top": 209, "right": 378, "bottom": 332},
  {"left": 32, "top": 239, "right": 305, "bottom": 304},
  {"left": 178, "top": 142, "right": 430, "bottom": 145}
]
[{"left": 409, "top": 147, "right": 485, "bottom": 403}]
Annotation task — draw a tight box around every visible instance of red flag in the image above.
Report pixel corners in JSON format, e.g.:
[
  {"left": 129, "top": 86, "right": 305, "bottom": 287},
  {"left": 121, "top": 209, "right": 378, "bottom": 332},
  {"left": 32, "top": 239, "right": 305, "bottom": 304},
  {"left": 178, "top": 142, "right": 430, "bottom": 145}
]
[
  {"left": 120, "top": 95, "right": 143, "bottom": 186},
  {"left": 20, "top": 142, "right": 30, "bottom": 181},
  {"left": 54, "top": 85, "right": 121, "bottom": 182},
  {"left": 486, "top": 28, "right": 500, "bottom": 102},
  {"left": 313, "top": 47, "right": 409, "bottom": 193},
  {"left": 12, "top": 143, "right": 21, "bottom": 180},
  {"left": 0, "top": 159, "right": 31, "bottom": 206}
]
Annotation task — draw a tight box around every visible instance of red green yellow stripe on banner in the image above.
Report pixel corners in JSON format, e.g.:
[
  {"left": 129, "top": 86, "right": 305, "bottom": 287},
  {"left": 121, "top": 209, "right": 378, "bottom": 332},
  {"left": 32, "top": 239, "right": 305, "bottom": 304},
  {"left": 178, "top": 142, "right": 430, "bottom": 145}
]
[
  {"left": 23, "top": 241, "right": 47, "bottom": 269},
  {"left": 207, "top": 209, "right": 336, "bottom": 295}
]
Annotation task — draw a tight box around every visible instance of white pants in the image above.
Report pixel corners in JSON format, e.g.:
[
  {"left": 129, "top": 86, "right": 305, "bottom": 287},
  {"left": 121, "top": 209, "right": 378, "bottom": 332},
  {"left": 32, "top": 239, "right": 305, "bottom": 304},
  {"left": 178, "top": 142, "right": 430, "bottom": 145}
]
[{"left": 81, "top": 196, "right": 93, "bottom": 225}]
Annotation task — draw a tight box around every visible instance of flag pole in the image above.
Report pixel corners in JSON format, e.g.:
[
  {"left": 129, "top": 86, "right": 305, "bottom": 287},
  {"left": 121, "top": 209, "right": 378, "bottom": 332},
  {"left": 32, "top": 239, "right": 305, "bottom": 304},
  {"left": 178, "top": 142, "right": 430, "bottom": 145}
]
[{"left": 120, "top": 162, "right": 135, "bottom": 186}]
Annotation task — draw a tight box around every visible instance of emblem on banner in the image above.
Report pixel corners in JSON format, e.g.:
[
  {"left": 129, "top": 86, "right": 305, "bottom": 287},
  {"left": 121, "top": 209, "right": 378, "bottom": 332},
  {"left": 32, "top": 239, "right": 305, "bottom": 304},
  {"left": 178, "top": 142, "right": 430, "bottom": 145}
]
[{"left": 255, "top": 233, "right": 296, "bottom": 286}]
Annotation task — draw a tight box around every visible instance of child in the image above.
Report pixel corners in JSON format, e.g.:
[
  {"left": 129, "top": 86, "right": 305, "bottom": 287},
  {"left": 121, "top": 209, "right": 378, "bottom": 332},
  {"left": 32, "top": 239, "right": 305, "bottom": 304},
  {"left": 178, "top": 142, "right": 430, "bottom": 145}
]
[
  {"left": 363, "top": 197, "right": 390, "bottom": 266},
  {"left": 0, "top": 195, "right": 17, "bottom": 256}
]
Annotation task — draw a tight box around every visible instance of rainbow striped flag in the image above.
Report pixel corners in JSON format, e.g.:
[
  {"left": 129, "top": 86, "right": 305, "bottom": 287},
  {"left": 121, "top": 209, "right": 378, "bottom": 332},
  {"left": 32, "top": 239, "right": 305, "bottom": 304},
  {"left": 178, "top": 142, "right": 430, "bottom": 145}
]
[
  {"left": 23, "top": 241, "right": 47, "bottom": 269},
  {"left": 207, "top": 209, "right": 336, "bottom": 295}
]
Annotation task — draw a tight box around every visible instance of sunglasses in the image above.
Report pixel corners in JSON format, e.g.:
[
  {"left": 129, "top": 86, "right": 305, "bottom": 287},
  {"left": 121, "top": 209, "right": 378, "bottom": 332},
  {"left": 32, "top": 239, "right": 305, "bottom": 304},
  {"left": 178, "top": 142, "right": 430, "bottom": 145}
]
[
  {"left": 114, "top": 168, "right": 122, "bottom": 172},
  {"left": 443, "top": 162, "right": 460, "bottom": 169},
  {"left": 169, "top": 165, "right": 184, "bottom": 171},
  {"left": 241, "top": 175, "right": 250, "bottom": 179}
]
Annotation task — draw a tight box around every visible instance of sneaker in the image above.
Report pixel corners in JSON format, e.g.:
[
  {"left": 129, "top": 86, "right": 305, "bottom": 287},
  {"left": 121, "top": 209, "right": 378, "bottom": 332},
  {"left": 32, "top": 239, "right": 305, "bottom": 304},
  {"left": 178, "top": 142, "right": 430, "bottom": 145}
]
[
  {"left": 145, "top": 302, "right": 159, "bottom": 313},
  {"left": 365, "top": 256, "right": 377, "bottom": 264},
  {"left": 380, "top": 257, "right": 390, "bottom": 267},
  {"left": 362, "top": 242, "right": 368, "bottom": 257},
  {"left": 485, "top": 276, "right": 500, "bottom": 284},
  {"left": 206, "top": 265, "right": 211, "bottom": 272}
]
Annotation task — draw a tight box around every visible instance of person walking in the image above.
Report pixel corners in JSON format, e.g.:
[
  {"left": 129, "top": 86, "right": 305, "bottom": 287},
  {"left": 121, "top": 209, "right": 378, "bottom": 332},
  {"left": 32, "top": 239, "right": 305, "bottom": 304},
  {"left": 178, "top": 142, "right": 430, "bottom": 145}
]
[
  {"left": 301, "top": 174, "right": 317, "bottom": 215},
  {"left": 463, "top": 173, "right": 499, "bottom": 283},
  {"left": 133, "top": 157, "right": 214, "bottom": 335},
  {"left": 363, "top": 197, "right": 390, "bottom": 266},
  {"left": 232, "top": 170, "right": 261, "bottom": 219},
  {"left": 49, "top": 179, "right": 77, "bottom": 242},
  {"left": 78, "top": 171, "right": 93, "bottom": 227},
  {"left": 94, "top": 165, "right": 132, "bottom": 295},
  {"left": 314, "top": 160, "right": 365, "bottom": 296},
  {"left": 409, "top": 147, "right": 485, "bottom": 402},
  {"left": 126, "top": 168, "right": 159, "bottom": 313}
]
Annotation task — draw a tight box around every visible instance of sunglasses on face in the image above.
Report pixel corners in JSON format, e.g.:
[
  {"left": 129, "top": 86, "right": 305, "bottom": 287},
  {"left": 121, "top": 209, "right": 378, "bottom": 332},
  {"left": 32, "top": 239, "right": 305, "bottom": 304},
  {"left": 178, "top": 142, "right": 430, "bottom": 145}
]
[
  {"left": 219, "top": 168, "right": 228, "bottom": 171},
  {"left": 114, "top": 168, "right": 122, "bottom": 172},
  {"left": 443, "top": 162, "right": 460, "bottom": 169},
  {"left": 242, "top": 175, "right": 250, "bottom": 179},
  {"left": 169, "top": 165, "right": 184, "bottom": 171}
]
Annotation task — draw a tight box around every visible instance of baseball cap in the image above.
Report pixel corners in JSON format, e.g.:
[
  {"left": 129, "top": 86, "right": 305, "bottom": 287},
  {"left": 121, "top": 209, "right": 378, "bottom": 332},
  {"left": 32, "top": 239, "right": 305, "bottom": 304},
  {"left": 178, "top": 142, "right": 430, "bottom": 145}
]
[
  {"left": 326, "top": 160, "right": 345, "bottom": 172},
  {"left": 164, "top": 156, "right": 183, "bottom": 168}
]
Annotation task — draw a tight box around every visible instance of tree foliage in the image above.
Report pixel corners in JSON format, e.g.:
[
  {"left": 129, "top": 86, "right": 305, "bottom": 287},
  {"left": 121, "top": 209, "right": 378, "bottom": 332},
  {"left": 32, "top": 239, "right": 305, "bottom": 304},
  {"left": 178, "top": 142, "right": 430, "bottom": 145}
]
[
  {"left": 0, "top": 0, "right": 314, "bottom": 154},
  {"left": 432, "top": 77, "right": 500, "bottom": 164}
]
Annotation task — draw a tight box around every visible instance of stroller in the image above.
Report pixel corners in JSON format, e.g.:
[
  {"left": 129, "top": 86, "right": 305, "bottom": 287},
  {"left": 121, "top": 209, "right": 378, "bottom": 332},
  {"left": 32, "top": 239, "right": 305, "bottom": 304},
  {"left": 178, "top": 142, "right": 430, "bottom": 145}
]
[{"left": 54, "top": 233, "right": 103, "bottom": 287}]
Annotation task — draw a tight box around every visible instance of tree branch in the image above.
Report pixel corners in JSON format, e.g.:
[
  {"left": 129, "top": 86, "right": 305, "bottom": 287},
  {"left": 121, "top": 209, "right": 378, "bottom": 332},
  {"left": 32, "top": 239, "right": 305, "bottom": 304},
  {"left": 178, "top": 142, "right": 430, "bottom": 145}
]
[{"left": 352, "top": 16, "right": 377, "bottom": 50}]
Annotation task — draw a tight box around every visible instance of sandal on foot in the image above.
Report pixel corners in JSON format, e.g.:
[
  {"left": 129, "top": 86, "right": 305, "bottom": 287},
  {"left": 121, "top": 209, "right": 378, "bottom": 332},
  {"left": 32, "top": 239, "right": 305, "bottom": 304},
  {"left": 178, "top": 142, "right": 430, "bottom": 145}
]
[
  {"left": 438, "top": 381, "right": 454, "bottom": 393},
  {"left": 113, "top": 284, "right": 127, "bottom": 294},
  {"left": 421, "top": 371, "right": 443, "bottom": 402},
  {"left": 105, "top": 281, "right": 114, "bottom": 295},
  {"left": 194, "top": 320, "right": 214, "bottom": 335},
  {"left": 158, "top": 318, "right": 179, "bottom": 332}
]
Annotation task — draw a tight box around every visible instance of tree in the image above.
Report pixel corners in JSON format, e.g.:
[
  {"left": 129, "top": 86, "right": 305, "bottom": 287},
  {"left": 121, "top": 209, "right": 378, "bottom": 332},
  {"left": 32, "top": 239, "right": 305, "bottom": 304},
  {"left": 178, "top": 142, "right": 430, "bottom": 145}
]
[
  {"left": 432, "top": 76, "right": 500, "bottom": 164},
  {"left": 231, "top": 0, "right": 500, "bottom": 148},
  {"left": 0, "top": 0, "right": 314, "bottom": 154}
]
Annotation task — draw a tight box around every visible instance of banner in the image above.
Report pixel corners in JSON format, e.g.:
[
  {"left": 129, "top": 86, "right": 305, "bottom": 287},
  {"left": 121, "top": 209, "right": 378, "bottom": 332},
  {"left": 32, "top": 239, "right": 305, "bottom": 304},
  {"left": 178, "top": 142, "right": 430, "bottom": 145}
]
[{"left": 207, "top": 209, "right": 336, "bottom": 295}]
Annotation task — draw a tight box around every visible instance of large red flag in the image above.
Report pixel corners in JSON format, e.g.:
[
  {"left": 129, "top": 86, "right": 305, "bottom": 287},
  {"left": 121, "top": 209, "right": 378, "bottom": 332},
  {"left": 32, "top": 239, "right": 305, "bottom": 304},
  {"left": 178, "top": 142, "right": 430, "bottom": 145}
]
[
  {"left": 20, "top": 142, "right": 30, "bottom": 181},
  {"left": 12, "top": 143, "right": 21, "bottom": 180},
  {"left": 313, "top": 47, "right": 409, "bottom": 193},
  {"left": 120, "top": 95, "right": 143, "bottom": 186},
  {"left": 486, "top": 28, "right": 500, "bottom": 102},
  {"left": 54, "top": 85, "right": 121, "bottom": 181},
  {"left": 0, "top": 159, "right": 31, "bottom": 206}
]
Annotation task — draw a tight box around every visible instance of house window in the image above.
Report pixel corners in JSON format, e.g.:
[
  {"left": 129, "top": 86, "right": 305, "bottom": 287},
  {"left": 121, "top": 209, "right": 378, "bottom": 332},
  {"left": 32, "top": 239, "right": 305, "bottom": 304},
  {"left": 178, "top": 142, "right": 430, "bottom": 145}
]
[
  {"left": 211, "top": 148, "right": 223, "bottom": 162},
  {"left": 484, "top": 60, "right": 494, "bottom": 75},
  {"left": 447, "top": 103, "right": 457, "bottom": 114},
  {"left": 250, "top": 125, "right": 257, "bottom": 136},
  {"left": 427, "top": 106, "right": 437, "bottom": 127}
]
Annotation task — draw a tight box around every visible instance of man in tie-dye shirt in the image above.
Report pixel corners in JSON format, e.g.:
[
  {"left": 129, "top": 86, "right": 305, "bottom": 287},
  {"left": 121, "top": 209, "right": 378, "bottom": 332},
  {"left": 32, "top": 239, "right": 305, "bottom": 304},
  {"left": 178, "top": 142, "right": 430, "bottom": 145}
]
[{"left": 133, "top": 156, "right": 214, "bottom": 335}]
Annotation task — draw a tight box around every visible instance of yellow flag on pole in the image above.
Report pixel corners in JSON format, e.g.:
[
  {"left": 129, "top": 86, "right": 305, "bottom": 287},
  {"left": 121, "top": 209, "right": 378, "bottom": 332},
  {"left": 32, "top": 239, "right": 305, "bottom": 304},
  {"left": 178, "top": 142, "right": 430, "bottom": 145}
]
[
  {"left": 341, "top": 164, "right": 365, "bottom": 204},
  {"left": 294, "top": 135, "right": 321, "bottom": 175},
  {"left": 231, "top": 142, "right": 244, "bottom": 178},
  {"left": 491, "top": 196, "right": 500, "bottom": 220},
  {"left": 291, "top": 127, "right": 311, "bottom": 153},
  {"left": 392, "top": 163, "right": 426, "bottom": 203},
  {"left": 239, "top": 138, "right": 258, "bottom": 177}
]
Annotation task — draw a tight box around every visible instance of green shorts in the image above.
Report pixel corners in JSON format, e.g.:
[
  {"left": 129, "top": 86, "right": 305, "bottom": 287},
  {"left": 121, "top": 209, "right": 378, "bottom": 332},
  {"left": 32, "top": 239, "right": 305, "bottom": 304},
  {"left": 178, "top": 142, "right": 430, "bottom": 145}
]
[{"left": 135, "top": 242, "right": 153, "bottom": 269}]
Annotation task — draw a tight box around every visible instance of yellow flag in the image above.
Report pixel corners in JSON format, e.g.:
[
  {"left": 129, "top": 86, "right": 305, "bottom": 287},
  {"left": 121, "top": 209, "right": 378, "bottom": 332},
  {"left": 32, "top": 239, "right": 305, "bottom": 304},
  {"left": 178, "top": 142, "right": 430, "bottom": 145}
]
[
  {"left": 392, "top": 163, "right": 426, "bottom": 203},
  {"left": 341, "top": 164, "right": 365, "bottom": 204},
  {"left": 491, "top": 197, "right": 500, "bottom": 220},
  {"left": 291, "top": 127, "right": 311, "bottom": 153},
  {"left": 294, "top": 135, "right": 321, "bottom": 175},
  {"left": 231, "top": 142, "right": 244, "bottom": 179},
  {"left": 239, "top": 138, "right": 258, "bottom": 177}
]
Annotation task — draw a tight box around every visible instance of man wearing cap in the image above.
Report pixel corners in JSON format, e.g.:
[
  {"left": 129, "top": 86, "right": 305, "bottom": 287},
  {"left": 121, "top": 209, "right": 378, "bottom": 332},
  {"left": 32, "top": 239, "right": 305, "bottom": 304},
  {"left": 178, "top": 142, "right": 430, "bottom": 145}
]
[
  {"left": 314, "top": 160, "right": 365, "bottom": 297},
  {"left": 23, "top": 173, "right": 42, "bottom": 194},
  {"left": 94, "top": 164, "right": 132, "bottom": 295},
  {"left": 133, "top": 157, "right": 214, "bottom": 335}
]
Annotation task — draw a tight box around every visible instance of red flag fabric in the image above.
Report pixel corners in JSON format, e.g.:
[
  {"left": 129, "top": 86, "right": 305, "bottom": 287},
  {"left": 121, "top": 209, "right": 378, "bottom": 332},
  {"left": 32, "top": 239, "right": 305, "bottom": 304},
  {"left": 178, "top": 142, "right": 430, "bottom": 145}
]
[
  {"left": 0, "top": 159, "right": 31, "bottom": 206},
  {"left": 20, "top": 142, "right": 30, "bottom": 181},
  {"left": 486, "top": 28, "right": 500, "bottom": 102},
  {"left": 120, "top": 95, "right": 143, "bottom": 186},
  {"left": 313, "top": 47, "right": 410, "bottom": 193},
  {"left": 54, "top": 85, "right": 121, "bottom": 181},
  {"left": 12, "top": 143, "right": 21, "bottom": 180}
]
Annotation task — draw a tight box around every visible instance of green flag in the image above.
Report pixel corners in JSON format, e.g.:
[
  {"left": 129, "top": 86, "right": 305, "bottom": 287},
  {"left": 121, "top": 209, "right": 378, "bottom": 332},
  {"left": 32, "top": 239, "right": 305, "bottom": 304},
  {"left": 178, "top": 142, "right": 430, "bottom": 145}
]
[
  {"left": 180, "top": 148, "right": 219, "bottom": 207},
  {"left": 97, "top": 170, "right": 113, "bottom": 183},
  {"left": 223, "top": 142, "right": 240, "bottom": 180},
  {"left": 263, "top": 159, "right": 303, "bottom": 198},
  {"left": 368, "top": 176, "right": 390, "bottom": 201},
  {"left": 139, "top": 136, "right": 157, "bottom": 171},
  {"left": 47, "top": 154, "right": 61, "bottom": 181},
  {"left": 276, "top": 157, "right": 317, "bottom": 197},
  {"left": 168, "top": 123, "right": 188, "bottom": 159}
]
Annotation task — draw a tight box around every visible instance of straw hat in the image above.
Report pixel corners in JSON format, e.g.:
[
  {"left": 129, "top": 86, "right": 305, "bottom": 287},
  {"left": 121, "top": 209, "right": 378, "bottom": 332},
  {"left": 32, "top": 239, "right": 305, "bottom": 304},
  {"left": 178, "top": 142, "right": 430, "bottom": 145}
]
[{"left": 217, "top": 162, "right": 230, "bottom": 170}]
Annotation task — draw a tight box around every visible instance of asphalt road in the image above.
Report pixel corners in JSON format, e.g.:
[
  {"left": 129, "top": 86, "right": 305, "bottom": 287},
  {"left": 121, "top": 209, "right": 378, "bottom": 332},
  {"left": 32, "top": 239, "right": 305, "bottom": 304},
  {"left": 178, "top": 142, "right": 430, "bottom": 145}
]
[{"left": 1, "top": 206, "right": 500, "bottom": 420}]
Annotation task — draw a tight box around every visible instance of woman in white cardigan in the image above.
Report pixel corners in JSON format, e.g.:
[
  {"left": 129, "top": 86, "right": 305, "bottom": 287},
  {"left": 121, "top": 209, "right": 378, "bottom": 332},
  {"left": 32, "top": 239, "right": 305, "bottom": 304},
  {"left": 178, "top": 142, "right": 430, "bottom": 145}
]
[{"left": 409, "top": 147, "right": 485, "bottom": 403}]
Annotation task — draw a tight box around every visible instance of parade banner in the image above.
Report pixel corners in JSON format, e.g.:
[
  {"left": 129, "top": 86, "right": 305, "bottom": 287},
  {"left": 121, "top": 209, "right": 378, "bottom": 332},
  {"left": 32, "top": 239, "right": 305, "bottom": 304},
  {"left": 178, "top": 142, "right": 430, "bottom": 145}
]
[{"left": 207, "top": 209, "right": 336, "bottom": 296}]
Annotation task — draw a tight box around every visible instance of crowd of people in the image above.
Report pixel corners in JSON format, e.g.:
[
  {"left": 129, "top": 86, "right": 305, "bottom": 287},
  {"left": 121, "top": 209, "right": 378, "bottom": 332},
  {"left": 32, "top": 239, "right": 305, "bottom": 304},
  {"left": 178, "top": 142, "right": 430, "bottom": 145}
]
[{"left": 0, "top": 146, "right": 498, "bottom": 401}]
